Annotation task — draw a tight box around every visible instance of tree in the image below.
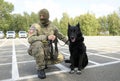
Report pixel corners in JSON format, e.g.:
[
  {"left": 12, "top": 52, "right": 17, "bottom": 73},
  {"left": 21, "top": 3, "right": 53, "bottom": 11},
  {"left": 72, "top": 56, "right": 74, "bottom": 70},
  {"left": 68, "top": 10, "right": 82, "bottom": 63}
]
[
  {"left": 97, "top": 16, "right": 109, "bottom": 35},
  {"left": 30, "top": 12, "right": 39, "bottom": 25},
  {"left": 74, "top": 16, "right": 81, "bottom": 25},
  {"left": 79, "top": 13, "right": 100, "bottom": 35},
  {"left": 59, "top": 13, "right": 70, "bottom": 35},
  {"left": 53, "top": 18, "right": 59, "bottom": 28},
  {"left": 0, "top": 0, "right": 14, "bottom": 32},
  {"left": 10, "top": 14, "right": 25, "bottom": 32},
  {"left": 107, "top": 12, "right": 120, "bottom": 35}
]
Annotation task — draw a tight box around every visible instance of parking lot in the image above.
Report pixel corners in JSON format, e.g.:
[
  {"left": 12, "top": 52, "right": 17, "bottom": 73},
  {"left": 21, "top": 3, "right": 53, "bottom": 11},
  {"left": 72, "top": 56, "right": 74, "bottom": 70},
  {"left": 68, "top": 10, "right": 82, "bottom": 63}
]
[{"left": 0, "top": 36, "right": 120, "bottom": 81}]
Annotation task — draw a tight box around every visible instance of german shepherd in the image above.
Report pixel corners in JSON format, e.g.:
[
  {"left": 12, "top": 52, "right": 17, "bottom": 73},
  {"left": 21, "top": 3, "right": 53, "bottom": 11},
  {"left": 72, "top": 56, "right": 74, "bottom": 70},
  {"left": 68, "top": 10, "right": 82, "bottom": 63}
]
[{"left": 66, "top": 23, "right": 88, "bottom": 74}]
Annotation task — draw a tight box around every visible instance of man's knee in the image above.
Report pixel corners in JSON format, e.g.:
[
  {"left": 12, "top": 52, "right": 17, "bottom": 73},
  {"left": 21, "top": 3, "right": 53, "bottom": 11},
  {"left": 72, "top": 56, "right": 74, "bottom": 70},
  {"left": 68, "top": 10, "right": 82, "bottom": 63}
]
[
  {"left": 28, "top": 41, "right": 44, "bottom": 57},
  {"left": 46, "top": 53, "right": 64, "bottom": 65},
  {"left": 55, "top": 53, "right": 64, "bottom": 63}
]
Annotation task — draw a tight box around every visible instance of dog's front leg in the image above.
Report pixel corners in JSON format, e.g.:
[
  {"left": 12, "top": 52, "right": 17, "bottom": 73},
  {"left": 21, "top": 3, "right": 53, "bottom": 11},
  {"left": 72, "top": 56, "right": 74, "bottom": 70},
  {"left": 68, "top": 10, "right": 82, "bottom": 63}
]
[
  {"left": 69, "top": 55, "right": 75, "bottom": 74},
  {"left": 77, "top": 54, "right": 84, "bottom": 74}
]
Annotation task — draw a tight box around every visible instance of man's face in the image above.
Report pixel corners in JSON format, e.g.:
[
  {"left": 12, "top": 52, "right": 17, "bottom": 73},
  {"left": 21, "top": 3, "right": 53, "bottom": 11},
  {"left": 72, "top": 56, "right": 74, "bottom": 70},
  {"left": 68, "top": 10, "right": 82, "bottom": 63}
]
[
  {"left": 39, "top": 14, "right": 45, "bottom": 19},
  {"left": 39, "top": 9, "right": 49, "bottom": 24},
  {"left": 39, "top": 14, "right": 46, "bottom": 24}
]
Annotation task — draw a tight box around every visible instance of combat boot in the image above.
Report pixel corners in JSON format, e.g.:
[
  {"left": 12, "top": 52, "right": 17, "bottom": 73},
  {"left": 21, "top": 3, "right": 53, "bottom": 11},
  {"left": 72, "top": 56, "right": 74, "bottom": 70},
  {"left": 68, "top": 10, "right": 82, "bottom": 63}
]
[{"left": 37, "top": 69, "right": 46, "bottom": 79}]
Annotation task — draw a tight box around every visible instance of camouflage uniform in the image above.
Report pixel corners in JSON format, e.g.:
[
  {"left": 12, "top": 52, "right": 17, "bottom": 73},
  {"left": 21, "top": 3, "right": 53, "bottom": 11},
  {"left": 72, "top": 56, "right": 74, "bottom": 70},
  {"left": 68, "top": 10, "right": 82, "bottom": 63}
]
[{"left": 28, "top": 22, "right": 67, "bottom": 70}]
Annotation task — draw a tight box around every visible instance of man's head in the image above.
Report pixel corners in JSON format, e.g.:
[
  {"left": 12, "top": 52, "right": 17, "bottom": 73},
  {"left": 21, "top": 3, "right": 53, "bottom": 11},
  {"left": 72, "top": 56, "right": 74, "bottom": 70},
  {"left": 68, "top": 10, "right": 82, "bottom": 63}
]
[{"left": 39, "top": 8, "right": 49, "bottom": 25}]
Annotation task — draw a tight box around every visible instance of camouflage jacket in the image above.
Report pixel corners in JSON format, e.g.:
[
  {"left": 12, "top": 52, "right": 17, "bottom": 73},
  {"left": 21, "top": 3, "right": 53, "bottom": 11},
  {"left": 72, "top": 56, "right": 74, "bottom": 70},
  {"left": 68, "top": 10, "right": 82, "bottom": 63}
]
[{"left": 28, "top": 21, "right": 67, "bottom": 45}]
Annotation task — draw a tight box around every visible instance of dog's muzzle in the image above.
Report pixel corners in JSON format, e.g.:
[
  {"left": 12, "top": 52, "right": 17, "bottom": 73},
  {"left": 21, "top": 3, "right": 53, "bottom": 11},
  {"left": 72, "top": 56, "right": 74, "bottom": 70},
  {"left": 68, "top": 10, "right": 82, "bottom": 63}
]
[{"left": 70, "top": 37, "right": 76, "bottom": 42}]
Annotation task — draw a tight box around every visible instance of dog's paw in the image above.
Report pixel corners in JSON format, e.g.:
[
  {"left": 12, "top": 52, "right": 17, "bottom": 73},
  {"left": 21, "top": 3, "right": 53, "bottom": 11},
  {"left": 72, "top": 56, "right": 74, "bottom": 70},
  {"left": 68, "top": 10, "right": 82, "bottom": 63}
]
[
  {"left": 69, "top": 70, "right": 75, "bottom": 74},
  {"left": 76, "top": 70, "right": 82, "bottom": 75}
]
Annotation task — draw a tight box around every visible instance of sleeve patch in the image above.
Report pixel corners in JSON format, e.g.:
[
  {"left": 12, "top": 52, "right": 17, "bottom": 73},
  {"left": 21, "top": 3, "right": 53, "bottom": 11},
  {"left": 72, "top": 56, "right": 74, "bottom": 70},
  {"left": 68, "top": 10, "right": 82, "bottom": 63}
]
[{"left": 28, "top": 26, "right": 36, "bottom": 35}]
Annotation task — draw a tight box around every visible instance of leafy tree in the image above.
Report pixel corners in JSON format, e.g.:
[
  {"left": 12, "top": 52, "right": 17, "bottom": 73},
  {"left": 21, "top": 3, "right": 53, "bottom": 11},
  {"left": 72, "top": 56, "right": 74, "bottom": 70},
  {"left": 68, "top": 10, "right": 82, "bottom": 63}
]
[
  {"left": 0, "top": 0, "right": 14, "bottom": 32},
  {"left": 97, "top": 16, "right": 109, "bottom": 35},
  {"left": 30, "top": 12, "right": 39, "bottom": 25},
  {"left": 79, "top": 13, "right": 100, "bottom": 35},
  {"left": 59, "top": 13, "right": 70, "bottom": 36},
  {"left": 23, "top": 12, "right": 30, "bottom": 29},
  {"left": 53, "top": 18, "right": 59, "bottom": 28},
  {"left": 73, "top": 16, "right": 81, "bottom": 25},
  {"left": 10, "top": 14, "right": 25, "bottom": 32},
  {"left": 107, "top": 12, "right": 120, "bottom": 35}
]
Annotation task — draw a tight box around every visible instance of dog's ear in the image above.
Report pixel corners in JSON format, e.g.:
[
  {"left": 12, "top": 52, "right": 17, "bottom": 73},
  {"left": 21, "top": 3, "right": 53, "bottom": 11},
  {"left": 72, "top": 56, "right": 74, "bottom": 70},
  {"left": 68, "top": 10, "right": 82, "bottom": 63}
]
[
  {"left": 76, "top": 22, "right": 80, "bottom": 30},
  {"left": 76, "top": 22, "right": 80, "bottom": 27},
  {"left": 68, "top": 23, "right": 71, "bottom": 28},
  {"left": 76, "top": 22, "right": 82, "bottom": 35}
]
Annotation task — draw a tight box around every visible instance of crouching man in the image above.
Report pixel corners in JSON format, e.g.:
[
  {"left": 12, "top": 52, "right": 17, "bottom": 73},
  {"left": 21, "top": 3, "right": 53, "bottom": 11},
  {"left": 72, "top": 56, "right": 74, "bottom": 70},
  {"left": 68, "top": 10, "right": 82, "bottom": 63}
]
[{"left": 27, "top": 8, "right": 68, "bottom": 79}]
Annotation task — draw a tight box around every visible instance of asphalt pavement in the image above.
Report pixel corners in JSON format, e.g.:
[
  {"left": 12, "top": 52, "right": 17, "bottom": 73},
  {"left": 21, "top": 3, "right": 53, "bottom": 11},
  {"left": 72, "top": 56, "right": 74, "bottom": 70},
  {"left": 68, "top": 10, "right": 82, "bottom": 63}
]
[{"left": 0, "top": 36, "right": 120, "bottom": 81}]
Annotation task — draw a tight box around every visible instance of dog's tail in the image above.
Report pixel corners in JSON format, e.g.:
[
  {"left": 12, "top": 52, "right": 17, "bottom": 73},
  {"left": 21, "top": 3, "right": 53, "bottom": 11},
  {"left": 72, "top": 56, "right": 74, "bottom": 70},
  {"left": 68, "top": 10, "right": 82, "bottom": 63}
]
[{"left": 64, "top": 59, "right": 71, "bottom": 63}]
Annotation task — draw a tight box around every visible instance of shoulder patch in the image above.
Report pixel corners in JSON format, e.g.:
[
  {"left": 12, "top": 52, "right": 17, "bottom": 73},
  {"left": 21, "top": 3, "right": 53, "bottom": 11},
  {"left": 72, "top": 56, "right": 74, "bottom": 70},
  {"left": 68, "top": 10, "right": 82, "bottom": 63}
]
[
  {"left": 28, "top": 23, "right": 41, "bottom": 37},
  {"left": 29, "top": 26, "right": 36, "bottom": 35}
]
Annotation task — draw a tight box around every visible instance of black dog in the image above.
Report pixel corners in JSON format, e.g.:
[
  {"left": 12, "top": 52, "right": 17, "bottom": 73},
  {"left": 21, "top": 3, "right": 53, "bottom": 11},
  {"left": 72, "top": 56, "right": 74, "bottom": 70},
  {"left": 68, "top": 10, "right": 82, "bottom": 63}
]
[{"left": 66, "top": 23, "right": 88, "bottom": 74}]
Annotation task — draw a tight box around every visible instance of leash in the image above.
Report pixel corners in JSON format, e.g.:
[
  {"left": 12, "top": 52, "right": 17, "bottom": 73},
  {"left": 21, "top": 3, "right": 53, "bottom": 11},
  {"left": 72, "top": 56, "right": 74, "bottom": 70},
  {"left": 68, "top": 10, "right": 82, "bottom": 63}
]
[
  {"left": 48, "top": 40, "right": 54, "bottom": 60},
  {"left": 44, "top": 40, "right": 54, "bottom": 67},
  {"left": 58, "top": 40, "right": 69, "bottom": 46},
  {"left": 44, "top": 39, "right": 69, "bottom": 66}
]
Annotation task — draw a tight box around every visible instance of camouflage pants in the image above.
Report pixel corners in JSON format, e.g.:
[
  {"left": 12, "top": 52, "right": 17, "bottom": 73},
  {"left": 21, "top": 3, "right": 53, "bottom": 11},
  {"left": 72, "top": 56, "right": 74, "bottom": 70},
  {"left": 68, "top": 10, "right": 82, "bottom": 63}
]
[{"left": 28, "top": 41, "right": 64, "bottom": 70}]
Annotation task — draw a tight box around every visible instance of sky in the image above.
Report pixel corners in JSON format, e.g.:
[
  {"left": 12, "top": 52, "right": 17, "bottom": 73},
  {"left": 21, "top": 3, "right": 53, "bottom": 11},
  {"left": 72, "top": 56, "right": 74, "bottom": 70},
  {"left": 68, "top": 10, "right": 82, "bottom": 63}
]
[{"left": 5, "top": 0, "right": 120, "bottom": 20}]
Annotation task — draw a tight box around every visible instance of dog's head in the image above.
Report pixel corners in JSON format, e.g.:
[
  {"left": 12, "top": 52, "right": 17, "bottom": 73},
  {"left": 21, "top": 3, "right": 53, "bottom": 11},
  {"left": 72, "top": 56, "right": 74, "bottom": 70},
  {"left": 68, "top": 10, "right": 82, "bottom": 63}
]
[{"left": 68, "top": 23, "right": 82, "bottom": 42}]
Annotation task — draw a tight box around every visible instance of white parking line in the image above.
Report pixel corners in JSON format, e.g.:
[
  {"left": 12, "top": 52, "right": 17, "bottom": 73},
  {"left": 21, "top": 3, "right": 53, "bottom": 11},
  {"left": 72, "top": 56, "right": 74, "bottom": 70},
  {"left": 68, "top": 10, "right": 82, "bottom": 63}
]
[
  {"left": 12, "top": 39, "right": 19, "bottom": 80},
  {"left": 55, "top": 64, "right": 69, "bottom": 71},
  {"left": 18, "top": 75, "right": 37, "bottom": 80},
  {"left": 86, "top": 60, "right": 120, "bottom": 69},
  {"left": 89, "top": 52, "right": 120, "bottom": 61},
  {"left": 88, "top": 60, "right": 100, "bottom": 65},
  {"left": 0, "top": 39, "right": 8, "bottom": 47},
  {"left": 0, "top": 63, "right": 12, "bottom": 66}
]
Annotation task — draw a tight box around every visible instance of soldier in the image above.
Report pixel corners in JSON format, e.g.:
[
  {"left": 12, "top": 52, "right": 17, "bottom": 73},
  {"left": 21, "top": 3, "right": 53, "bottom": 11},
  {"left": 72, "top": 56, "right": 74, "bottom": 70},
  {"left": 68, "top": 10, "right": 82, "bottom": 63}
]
[{"left": 28, "top": 8, "right": 68, "bottom": 79}]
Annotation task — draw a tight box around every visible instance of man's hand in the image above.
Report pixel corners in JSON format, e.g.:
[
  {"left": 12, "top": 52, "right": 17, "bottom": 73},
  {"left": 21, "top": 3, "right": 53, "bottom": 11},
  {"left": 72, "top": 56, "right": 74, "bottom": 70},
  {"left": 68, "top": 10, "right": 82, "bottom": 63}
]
[{"left": 48, "top": 35, "right": 56, "bottom": 41}]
